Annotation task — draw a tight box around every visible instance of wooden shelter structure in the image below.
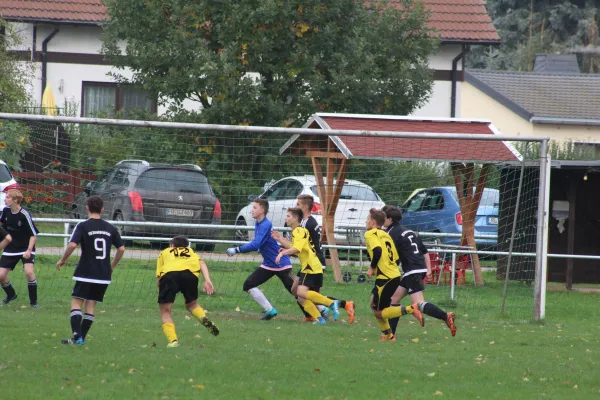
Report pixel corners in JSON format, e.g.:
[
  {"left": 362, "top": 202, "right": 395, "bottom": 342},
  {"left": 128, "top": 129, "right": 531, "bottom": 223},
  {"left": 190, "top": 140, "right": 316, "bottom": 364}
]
[{"left": 280, "top": 113, "right": 522, "bottom": 283}]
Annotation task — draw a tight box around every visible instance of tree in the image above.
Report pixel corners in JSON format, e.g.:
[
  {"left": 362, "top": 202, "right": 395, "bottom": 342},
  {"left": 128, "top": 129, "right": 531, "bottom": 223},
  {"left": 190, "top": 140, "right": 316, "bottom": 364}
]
[
  {"left": 0, "top": 19, "right": 33, "bottom": 112},
  {"left": 467, "top": 0, "right": 600, "bottom": 73},
  {"left": 101, "top": 0, "right": 438, "bottom": 127}
]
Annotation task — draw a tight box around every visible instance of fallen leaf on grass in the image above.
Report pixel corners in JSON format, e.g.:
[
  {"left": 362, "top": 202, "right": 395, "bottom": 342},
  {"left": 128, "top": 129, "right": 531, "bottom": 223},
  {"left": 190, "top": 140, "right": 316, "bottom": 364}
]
[
  {"left": 184, "top": 316, "right": 191, "bottom": 320},
  {"left": 235, "top": 307, "right": 240, "bottom": 312},
  {"left": 522, "top": 377, "right": 529, "bottom": 382},
  {"left": 369, "top": 349, "right": 375, "bottom": 353},
  {"left": 314, "top": 368, "right": 320, "bottom": 373},
  {"left": 427, "top": 373, "right": 436, "bottom": 377},
  {"left": 129, "top": 368, "right": 135, "bottom": 374},
  {"left": 411, "top": 338, "right": 420, "bottom": 343},
  {"left": 573, "top": 385, "right": 578, "bottom": 389},
  {"left": 193, "top": 384, "right": 205, "bottom": 389},
  {"left": 489, "top": 341, "right": 495, "bottom": 345},
  {"left": 51, "top": 333, "right": 56, "bottom": 337},
  {"left": 435, "top": 391, "right": 443, "bottom": 396}
]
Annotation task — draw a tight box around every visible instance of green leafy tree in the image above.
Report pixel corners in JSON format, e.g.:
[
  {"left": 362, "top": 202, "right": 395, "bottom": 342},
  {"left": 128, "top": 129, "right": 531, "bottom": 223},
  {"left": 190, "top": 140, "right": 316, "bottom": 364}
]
[{"left": 101, "top": 0, "right": 438, "bottom": 126}]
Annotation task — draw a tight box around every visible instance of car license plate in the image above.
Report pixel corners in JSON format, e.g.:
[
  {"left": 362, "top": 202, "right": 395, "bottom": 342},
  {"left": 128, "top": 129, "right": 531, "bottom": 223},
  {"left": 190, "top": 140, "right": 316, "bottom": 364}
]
[
  {"left": 165, "top": 208, "right": 194, "bottom": 217},
  {"left": 488, "top": 217, "right": 498, "bottom": 225}
]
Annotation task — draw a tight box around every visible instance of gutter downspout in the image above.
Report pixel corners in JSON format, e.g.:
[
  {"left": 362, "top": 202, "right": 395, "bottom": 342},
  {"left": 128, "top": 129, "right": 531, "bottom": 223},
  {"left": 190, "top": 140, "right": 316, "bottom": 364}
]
[
  {"left": 32, "top": 24, "right": 37, "bottom": 61},
  {"left": 450, "top": 45, "right": 470, "bottom": 118},
  {"left": 41, "top": 28, "right": 60, "bottom": 104}
]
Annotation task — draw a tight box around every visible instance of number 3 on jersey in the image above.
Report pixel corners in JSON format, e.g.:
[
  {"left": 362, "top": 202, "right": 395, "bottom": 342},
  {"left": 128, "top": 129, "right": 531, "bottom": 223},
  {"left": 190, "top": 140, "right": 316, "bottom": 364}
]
[{"left": 94, "top": 238, "right": 107, "bottom": 260}]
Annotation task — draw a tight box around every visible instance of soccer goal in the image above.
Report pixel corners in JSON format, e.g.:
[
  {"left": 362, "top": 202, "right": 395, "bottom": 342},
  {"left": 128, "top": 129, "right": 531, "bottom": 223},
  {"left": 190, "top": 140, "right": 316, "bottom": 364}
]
[{"left": 0, "top": 112, "right": 550, "bottom": 322}]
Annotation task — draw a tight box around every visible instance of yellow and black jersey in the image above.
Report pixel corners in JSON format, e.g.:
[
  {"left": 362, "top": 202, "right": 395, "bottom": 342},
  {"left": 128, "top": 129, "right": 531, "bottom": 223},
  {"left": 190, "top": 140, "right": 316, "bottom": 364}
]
[
  {"left": 156, "top": 247, "right": 201, "bottom": 278},
  {"left": 364, "top": 228, "right": 401, "bottom": 280},
  {"left": 291, "top": 226, "right": 323, "bottom": 274}
]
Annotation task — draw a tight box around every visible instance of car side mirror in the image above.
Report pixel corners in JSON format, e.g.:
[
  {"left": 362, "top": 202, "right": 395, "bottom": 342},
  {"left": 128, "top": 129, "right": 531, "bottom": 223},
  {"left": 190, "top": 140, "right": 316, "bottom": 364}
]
[
  {"left": 84, "top": 182, "right": 93, "bottom": 196},
  {"left": 248, "top": 194, "right": 258, "bottom": 202}
]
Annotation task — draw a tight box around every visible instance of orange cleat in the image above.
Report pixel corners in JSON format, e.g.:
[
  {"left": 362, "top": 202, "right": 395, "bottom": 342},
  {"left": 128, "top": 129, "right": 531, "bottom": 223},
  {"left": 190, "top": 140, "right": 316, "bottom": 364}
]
[
  {"left": 303, "top": 317, "right": 315, "bottom": 323},
  {"left": 344, "top": 301, "right": 355, "bottom": 324},
  {"left": 379, "top": 334, "right": 396, "bottom": 342},
  {"left": 411, "top": 303, "right": 424, "bottom": 327},
  {"left": 446, "top": 312, "right": 456, "bottom": 337}
]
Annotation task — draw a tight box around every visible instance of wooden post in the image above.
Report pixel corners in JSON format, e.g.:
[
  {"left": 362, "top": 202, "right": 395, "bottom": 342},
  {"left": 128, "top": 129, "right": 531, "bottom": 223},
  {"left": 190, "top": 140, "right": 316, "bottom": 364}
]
[
  {"left": 566, "top": 175, "right": 577, "bottom": 290},
  {"left": 451, "top": 162, "right": 488, "bottom": 286}
]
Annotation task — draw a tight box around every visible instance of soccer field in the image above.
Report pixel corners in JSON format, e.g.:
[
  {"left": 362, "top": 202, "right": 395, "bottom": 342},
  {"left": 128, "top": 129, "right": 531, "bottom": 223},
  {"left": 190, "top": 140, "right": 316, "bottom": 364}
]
[{"left": 1, "top": 257, "right": 599, "bottom": 399}]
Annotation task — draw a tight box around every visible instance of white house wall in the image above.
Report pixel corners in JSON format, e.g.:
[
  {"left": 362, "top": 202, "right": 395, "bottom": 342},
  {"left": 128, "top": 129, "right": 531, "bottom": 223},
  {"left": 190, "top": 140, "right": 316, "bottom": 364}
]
[{"left": 10, "top": 22, "right": 463, "bottom": 119}]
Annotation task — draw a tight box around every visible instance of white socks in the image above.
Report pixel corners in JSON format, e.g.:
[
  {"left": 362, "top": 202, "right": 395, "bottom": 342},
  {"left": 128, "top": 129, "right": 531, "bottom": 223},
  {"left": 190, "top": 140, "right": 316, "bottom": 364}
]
[{"left": 247, "top": 287, "right": 273, "bottom": 312}]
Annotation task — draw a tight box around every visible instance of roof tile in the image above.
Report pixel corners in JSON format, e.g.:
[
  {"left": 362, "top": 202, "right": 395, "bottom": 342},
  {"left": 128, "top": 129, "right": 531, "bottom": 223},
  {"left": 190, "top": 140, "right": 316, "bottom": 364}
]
[
  {"left": 467, "top": 69, "right": 600, "bottom": 120},
  {"left": 0, "top": 0, "right": 106, "bottom": 24}
]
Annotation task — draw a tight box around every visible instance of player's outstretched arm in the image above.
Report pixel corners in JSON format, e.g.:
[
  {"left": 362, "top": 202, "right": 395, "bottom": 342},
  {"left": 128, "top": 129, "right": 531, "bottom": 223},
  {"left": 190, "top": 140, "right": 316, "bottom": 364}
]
[
  {"left": 199, "top": 260, "right": 215, "bottom": 295},
  {"left": 275, "top": 247, "right": 299, "bottom": 265},
  {"left": 56, "top": 242, "right": 78, "bottom": 270},
  {"left": 111, "top": 245, "right": 126, "bottom": 270}
]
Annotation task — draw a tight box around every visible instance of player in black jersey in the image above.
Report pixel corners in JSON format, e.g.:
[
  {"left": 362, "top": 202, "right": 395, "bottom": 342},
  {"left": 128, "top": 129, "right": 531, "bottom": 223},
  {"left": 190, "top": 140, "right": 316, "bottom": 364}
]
[
  {"left": 56, "top": 196, "right": 126, "bottom": 345},
  {"left": 296, "top": 195, "right": 354, "bottom": 323},
  {"left": 382, "top": 205, "right": 456, "bottom": 337},
  {"left": 0, "top": 189, "right": 39, "bottom": 307}
]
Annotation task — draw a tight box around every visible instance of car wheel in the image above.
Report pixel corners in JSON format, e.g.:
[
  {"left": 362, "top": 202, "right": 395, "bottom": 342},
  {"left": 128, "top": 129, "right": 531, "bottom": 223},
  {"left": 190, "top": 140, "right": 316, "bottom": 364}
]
[
  {"left": 114, "top": 212, "right": 133, "bottom": 247},
  {"left": 234, "top": 218, "right": 249, "bottom": 242}
]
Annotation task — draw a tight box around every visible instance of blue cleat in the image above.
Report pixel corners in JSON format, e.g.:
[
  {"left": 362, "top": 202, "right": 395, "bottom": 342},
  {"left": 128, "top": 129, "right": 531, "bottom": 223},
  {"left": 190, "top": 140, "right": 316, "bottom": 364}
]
[
  {"left": 330, "top": 300, "right": 340, "bottom": 321},
  {"left": 261, "top": 307, "right": 278, "bottom": 320},
  {"left": 320, "top": 306, "right": 330, "bottom": 321},
  {"left": 313, "top": 317, "right": 327, "bottom": 325},
  {"left": 61, "top": 337, "right": 85, "bottom": 345}
]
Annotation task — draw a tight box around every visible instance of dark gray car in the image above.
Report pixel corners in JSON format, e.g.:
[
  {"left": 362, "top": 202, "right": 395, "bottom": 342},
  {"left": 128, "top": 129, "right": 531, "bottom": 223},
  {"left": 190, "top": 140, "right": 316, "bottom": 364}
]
[{"left": 70, "top": 160, "right": 221, "bottom": 251}]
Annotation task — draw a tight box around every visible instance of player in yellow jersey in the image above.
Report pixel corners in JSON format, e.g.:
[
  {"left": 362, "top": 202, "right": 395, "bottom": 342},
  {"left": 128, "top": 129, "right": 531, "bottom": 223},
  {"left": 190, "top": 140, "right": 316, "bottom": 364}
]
[
  {"left": 156, "top": 236, "right": 219, "bottom": 347},
  {"left": 364, "top": 209, "right": 423, "bottom": 341},
  {"left": 273, "top": 208, "right": 355, "bottom": 325}
]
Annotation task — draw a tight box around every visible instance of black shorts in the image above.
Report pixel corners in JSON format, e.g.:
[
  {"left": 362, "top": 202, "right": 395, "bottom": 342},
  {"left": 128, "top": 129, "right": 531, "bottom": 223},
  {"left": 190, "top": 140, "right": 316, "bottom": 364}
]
[
  {"left": 399, "top": 273, "right": 426, "bottom": 295},
  {"left": 243, "top": 267, "right": 294, "bottom": 294},
  {"left": 158, "top": 270, "right": 199, "bottom": 304},
  {"left": 72, "top": 280, "right": 109, "bottom": 302},
  {"left": 0, "top": 253, "right": 36, "bottom": 270},
  {"left": 371, "top": 277, "right": 401, "bottom": 311},
  {"left": 296, "top": 272, "right": 323, "bottom": 291}
]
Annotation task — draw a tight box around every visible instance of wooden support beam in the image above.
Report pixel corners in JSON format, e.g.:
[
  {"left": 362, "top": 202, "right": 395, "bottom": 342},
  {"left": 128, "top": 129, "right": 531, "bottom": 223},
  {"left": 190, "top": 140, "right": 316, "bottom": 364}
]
[{"left": 306, "top": 151, "right": 347, "bottom": 159}]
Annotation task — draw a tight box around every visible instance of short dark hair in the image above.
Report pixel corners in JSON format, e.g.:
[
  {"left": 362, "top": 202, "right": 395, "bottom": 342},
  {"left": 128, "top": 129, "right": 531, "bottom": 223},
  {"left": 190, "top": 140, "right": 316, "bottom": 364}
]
[
  {"left": 254, "top": 198, "right": 269, "bottom": 214},
  {"left": 382, "top": 205, "right": 402, "bottom": 223},
  {"left": 86, "top": 195, "right": 103, "bottom": 214},
  {"left": 170, "top": 236, "right": 189, "bottom": 247},
  {"left": 369, "top": 208, "right": 386, "bottom": 227},
  {"left": 287, "top": 207, "right": 303, "bottom": 223},
  {"left": 297, "top": 194, "right": 314, "bottom": 210}
]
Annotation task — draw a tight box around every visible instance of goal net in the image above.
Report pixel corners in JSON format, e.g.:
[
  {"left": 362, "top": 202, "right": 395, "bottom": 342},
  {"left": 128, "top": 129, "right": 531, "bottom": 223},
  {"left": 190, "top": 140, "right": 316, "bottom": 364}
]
[{"left": 0, "top": 115, "right": 546, "bottom": 322}]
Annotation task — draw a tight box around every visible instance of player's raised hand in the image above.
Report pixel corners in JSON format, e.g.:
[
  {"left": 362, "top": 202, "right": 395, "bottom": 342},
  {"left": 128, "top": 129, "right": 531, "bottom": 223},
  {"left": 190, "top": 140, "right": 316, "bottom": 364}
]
[
  {"left": 226, "top": 247, "right": 238, "bottom": 257},
  {"left": 203, "top": 280, "right": 215, "bottom": 296},
  {"left": 271, "top": 230, "right": 282, "bottom": 241}
]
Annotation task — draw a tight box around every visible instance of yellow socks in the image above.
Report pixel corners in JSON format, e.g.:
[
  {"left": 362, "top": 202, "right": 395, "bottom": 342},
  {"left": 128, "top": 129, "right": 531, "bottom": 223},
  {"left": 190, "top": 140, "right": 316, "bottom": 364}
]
[
  {"left": 381, "top": 305, "right": 415, "bottom": 319},
  {"left": 302, "top": 300, "right": 322, "bottom": 319},
  {"left": 375, "top": 317, "right": 391, "bottom": 333},
  {"left": 191, "top": 306, "right": 207, "bottom": 320},
  {"left": 305, "top": 291, "right": 334, "bottom": 307},
  {"left": 162, "top": 323, "right": 178, "bottom": 343}
]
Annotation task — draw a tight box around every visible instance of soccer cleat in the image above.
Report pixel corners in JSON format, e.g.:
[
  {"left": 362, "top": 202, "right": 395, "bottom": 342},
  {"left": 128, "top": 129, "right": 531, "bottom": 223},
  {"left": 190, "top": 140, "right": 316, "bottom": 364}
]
[
  {"left": 412, "top": 303, "right": 424, "bottom": 327},
  {"left": 446, "top": 312, "right": 457, "bottom": 337},
  {"left": 313, "top": 317, "right": 327, "bottom": 325},
  {"left": 61, "top": 337, "right": 84, "bottom": 345},
  {"left": 330, "top": 300, "right": 340, "bottom": 321},
  {"left": 320, "top": 306, "right": 330, "bottom": 321},
  {"left": 200, "top": 317, "right": 220, "bottom": 336},
  {"left": 379, "top": 334, "right": 396, "bottom": 342},
  {"left": 344, "top": 301, "right": 355, "bottom": 324},
  {"left": 260, "top": 307, "right": 278, "bottom": 321},
  {"left": 303, "top": 317, "right": 315, "bottom": 323},
  {"left": 30, "top": 303, "right": 39, "bottom": 309},
  {"left": 1, "top": 294, "right": 17, "bottom": 305},
  {"left": 167, "top": 340, "right": 180, "bottom": 348}
]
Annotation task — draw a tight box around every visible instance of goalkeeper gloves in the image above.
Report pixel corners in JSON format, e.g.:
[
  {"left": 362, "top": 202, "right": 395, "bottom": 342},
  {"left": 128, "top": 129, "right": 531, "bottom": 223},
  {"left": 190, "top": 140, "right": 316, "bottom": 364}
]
[{"left": 226, "top": 247, "right": 240, "bottom": 257}]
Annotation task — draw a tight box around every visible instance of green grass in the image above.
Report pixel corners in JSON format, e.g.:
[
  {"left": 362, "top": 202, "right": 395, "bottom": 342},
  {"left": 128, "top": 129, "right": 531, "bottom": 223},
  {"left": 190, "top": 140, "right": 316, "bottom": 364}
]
[{"left": 1, "top": 256, "right": 599, "bottom": 399}]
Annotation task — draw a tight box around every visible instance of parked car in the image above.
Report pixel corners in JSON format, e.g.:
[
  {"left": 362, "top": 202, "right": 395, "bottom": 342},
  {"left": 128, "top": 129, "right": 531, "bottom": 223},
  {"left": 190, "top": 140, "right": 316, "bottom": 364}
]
[
  {"left": 399, "top": 186, "right": 499, "bottom": 250},
  {"left": 234, "top": 176, "right": 385, "bottom": 245},
  {"left": 71, "top": 160, "right": 221, "bottom": 251},
  {"left": 0, "top": 160, "right": 19, "bottom": 205}
]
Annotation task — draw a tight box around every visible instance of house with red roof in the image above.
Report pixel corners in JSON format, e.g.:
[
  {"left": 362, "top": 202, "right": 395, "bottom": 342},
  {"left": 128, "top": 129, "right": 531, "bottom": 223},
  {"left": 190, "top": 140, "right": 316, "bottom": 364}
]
[{"left": 0, "top": 0, "right": 499, "bottom": 117}]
